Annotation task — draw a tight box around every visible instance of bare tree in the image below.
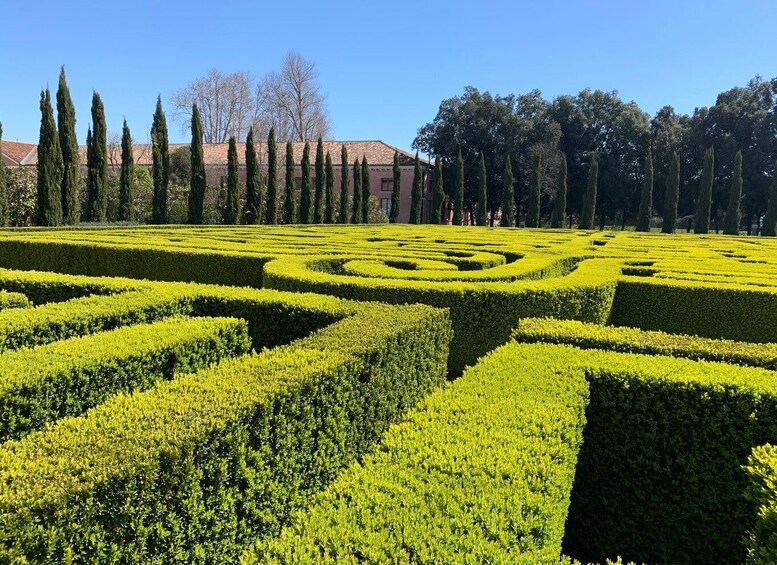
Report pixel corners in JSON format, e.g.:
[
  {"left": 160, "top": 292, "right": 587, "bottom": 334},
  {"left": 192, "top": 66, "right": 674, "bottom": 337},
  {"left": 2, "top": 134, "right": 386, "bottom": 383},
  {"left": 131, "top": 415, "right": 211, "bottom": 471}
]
[
  {"left": 170, "top": 69, "right": 256, "bottom": 143},
  {"left": 255, "top": 51, "right": 331, "bottom": 142}
]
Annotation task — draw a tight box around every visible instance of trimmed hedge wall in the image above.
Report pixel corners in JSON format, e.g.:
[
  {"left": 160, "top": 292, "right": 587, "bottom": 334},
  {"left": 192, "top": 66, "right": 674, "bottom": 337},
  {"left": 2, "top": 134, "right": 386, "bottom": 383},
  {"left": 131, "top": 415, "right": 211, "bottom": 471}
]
[
  {"left": 611, "top": 279, "right": 777, "bottom": 344},
  {"left": 0, "top": 316, "right": 250, "bottom": 440},
  {"left": 514, "top": 317, "right": 777, "bottom": 368},
  {"left": 0, "top": 302, "right": 451, "bottom": 563},
  {"left": 241, "top": 340, "right": 589, "bottom": 564},
  {"left": 0, "top": 239, "right": 268, "bottom": 287},
  {"left": 0, "top": 266, "right": 147, "bottom": 303}
]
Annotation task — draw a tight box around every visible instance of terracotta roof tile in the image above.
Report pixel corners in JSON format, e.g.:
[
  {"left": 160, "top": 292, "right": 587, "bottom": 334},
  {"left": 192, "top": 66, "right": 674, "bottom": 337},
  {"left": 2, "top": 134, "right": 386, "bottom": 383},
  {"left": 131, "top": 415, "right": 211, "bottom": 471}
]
[{"left": 0, "top": 141, "right": 37, "bottom": 165}]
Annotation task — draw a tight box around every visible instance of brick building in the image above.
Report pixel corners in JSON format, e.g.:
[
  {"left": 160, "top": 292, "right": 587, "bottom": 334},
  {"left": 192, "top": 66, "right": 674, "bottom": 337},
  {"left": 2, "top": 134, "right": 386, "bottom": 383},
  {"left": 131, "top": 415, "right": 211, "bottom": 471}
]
[{"left": 3, "top": 139, "right": 435, "bottom": 224}]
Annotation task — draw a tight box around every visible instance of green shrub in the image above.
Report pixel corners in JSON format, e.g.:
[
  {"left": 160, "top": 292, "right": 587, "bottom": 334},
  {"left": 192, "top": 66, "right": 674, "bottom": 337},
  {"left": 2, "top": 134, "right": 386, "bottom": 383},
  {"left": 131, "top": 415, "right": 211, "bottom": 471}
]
[
  {"left": 745, "top": 444, "right": 777, "bottom": 564},
  {"left": 514, "top": 317, "right": 777, "bottom": 368},
  {"left": 0, "top": 266, "right": 143, "bottom": 303},
  {"left": 0, "top": 302, "right": 450, "bottom": 563},
  {"left": 0, "top": 315, "right": 250, "bottom": 440},
  {"left": 0, "top": 290, "right": 29, "bottom": 310},
  {"left": 242, "top": 339, "right": 588, "bottom": 564}
]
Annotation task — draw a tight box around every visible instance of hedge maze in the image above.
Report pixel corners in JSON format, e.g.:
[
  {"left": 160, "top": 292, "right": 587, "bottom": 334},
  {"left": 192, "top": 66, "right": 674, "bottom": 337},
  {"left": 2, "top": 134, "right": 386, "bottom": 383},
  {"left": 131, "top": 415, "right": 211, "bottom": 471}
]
[{"left": 2, "top": 224, "right": 777, "bottom": 563}]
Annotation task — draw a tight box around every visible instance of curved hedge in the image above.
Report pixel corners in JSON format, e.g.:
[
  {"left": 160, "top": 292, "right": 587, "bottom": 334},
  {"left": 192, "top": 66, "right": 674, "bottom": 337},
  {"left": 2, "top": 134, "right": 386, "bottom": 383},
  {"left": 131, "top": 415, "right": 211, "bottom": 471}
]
[{"left": 0, "top": 290, "right": 29, "bottom": 311}]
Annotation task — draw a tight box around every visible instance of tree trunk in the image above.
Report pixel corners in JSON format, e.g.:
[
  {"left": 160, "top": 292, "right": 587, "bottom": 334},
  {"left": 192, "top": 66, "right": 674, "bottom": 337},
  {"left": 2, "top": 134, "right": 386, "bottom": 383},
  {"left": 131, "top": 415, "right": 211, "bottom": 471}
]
[{"left": 599, "top": 211, "right": 606, "bottom": 231}]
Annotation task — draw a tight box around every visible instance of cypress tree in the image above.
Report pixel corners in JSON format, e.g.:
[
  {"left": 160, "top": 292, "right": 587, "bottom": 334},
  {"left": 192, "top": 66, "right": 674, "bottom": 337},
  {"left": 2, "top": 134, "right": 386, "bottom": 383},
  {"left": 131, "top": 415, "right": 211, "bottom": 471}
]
[
  {"left": 636, "top": 149, "right": 654, "bottom": 232},
  {"left": 86, "top": 91, "right": 107, "bottom": 222},
  {"left": 188, "top": 103, "right": 206, "bottom": 224},
  {"left": 476, "top": 152, "right": 488, "bottom": 226},
  {"left": 724, "top": 150, "right": 743, "bottom": 235},
  {"left": 453, "top": 149, "right": 464, "bottom": 225},
  {"left": 36, "top": 88, "right": 63, "bottom": 226},
  {"left": 580, "top": 154, "right": 598, "bottom": 229},
  {"left": 338, "top": 145, "right": 349, "bottom": 224},
  {"left": 314, "top": 137, "right": 324, "bottom": 223},
  {"left": 223, "top": 136, "right": 240, "bottom": 224},
  {"left": 389, "top": 151, "right": 401, "bottom": 223},
  {"left": 0, "top": 123, "right": 7, "bottom": 226},
  {"left": 150, "top": 96, "right": 169, "bottom": 224},
  {"left": 56, "top": 67, "right": 79, "bottom": 225},
  {"left": 299, "top": 142, "right": 312, "bottom": 223},
  {"left": 662, "top": 151, "right": 680, "bottom": 234},
  {"left": 265, "top": 127, "right": 278, "bottom": 224},
  {"left": 283, "top": 141, "right": 296, "bottom": 224},
  {"left": 324, "top": 151, "right": 335, "bottom": 223},
  {"left": 118, "top": 119, "right": 134, "bottom": 222},
  {"left": 499, "top": 155, "right": 515, "bottom": 227},
  {"left": 526, "top": 151, "right": 542, "bottom": 228},
  {"left": 763, "top": 160, "right": 777, "bottom": 237},
  {"left": 695, "top": 147, "right": 714, "bottom": 234},
  {"left": 409, "top": 152, "right": 423, "bottom": 224},
  {"left": 351, "top": 157, "right": 362, "bottom": 224},
  {"left": 431, "top": 155, "right": 445, "bottom": 224},
  {"left": 361, "top": 157, "right": 371, "bottom": 223},
  {"left": 550, "top": 154, "right": 567, "bottom": 229},
  {"left": 244, "top": 127, "right": 261, "bottom": 224}
]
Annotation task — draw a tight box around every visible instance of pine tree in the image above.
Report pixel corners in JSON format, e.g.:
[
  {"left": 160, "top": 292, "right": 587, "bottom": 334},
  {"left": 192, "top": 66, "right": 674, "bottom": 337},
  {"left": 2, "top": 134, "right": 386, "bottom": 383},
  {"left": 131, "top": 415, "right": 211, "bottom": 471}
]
[
  {"left": 526, "top": 151, "right": 542, "bottom": 228},
  {"left": 763, "top": 160, "right": 777, "bottom": 237},
  {"left": 56, "top": 67, "right": 80, "bottom": 225},
  {"left": 662, "top": 151, "right": 680, "bottom": 234},
  {"left": 351, "top": 157, "right": 362, "bottom": 224},
  {"left": 338, "top": 145, "right": 349, "bottom": 224},
  {"left": 118, "top": 119, "right": 134, "bottom": 222},
  {"left": 188, "top": 103, "right": 206, "bottom": 224},
  {"left": 0, "top": 123, "right": 8, "bottom": 227},
  {"left": 431, "top": 156, "right": 445, "bottom": 224},
  {"left": 325, "top": 151, "right": 335, "bottom": 223},
  {"left": 409, "top": 152, "right": 423, "bottom": 224},
  {"left": 314, "top": 137, "right": 324, "bottom": 223},
  {"left": 150, "top": 96, "right": 169, "bottom": 224},
  {"left": 244, "top": 127, "right": 261, "bottom": 224},
  {"left": 550, "top": 154, "right": 567, "bottom": 229},
  {"left": 299, "top": 142, "right": 312, "bottom": 223},
  {"left": 86, "top": 91, "right": 107, "bottom": 222},
  {"left": 636, "top": 149, "right": 654, "bottom": 232},
  {"left": 265, "top": 127, "right": 278, "bottom": 224},
  {"left": 724, "top": 150, "right": 743, "bottom": 235},
  {"left": 283, "top": 141, "right": 296, "bottom": 224},
  {"left": 453, "top": 149, "right": 464, "bottom": 225},
  {"left": 580, "top": 154, "right": 598, "bottom": 229},
  {"left": 389, "top": 151, "right": 401, "bottom": 223},
  {"left": 499, "top": 155, "right": 515, "bottom": 227},
  {"left": 36, "top": 89, "right": 63, "bottom": 226},
  {"left": 695, "top": 147, "right": 714, "bottom": 234},
  {"left": 361, "top": 157, "right": 371, "bottom": 223},
  {"left": 223, "top": 136, "right": 240, "bottom": 224},
  {"left": 476, "top": 152, "right": 488, "bottom": 226}
]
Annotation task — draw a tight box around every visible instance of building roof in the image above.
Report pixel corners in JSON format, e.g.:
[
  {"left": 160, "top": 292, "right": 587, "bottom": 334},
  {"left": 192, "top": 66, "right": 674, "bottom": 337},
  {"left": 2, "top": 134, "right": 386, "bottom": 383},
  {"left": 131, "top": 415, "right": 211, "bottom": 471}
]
[
  {"left": 1, "top": 140, "right": 37, "bottom": 166},
  {"left": 14, "top": 140, "right": 431, "bottom": 168}
]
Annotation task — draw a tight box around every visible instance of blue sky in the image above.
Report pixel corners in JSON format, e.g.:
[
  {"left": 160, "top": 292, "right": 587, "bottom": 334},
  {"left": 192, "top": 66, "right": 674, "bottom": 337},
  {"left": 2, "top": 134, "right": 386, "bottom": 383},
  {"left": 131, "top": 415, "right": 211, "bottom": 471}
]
[{"left": 2, "top": 0, "right": 776, "bottom": 152}]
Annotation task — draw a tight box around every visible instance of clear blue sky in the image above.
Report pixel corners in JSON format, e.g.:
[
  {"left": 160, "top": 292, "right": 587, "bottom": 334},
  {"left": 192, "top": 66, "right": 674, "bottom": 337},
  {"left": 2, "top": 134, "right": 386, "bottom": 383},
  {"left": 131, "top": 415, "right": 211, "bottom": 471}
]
[{"left": 2, "top": 0, "right": 776, "bottom": 153}]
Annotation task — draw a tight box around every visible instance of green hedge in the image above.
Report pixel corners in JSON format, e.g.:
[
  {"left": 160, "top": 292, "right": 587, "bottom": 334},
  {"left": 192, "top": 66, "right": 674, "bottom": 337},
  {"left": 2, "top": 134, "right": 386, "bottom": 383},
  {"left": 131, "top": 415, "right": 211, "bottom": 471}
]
[
  {"left": 0, "top": 316, "right": 250, "bottom": 440},
  {"left": 0, "top": 302, "right": 451, "bottom": 563},
  {"left": 264, "top": 257, "right": 619, "bottom": 372},
  {"left": 0, "top": 239, "right": 269, "bottom": 287},
  {"left": 242, "top": 340, "right": 588, "bottom": 564},
  {"left": 0, "top": 266, "right": 144, "bottom": 303},
  {"left": 745, "top": 444, "right": 777, "bottom": 564},
  {"left": 0, "top": 290, "right": 30, "bottom": 311},
  {"left": 542, "top": 343, "right": 777, "bottom": 564},
  {"left": 611, "top": 279, "right": 777, "bottom": 344},
  {"left": 0, "top": 289, "right": 193, "bottom": 352},
  {"left": 513, "top": 317, "right": 777, "bottom": 368}
]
